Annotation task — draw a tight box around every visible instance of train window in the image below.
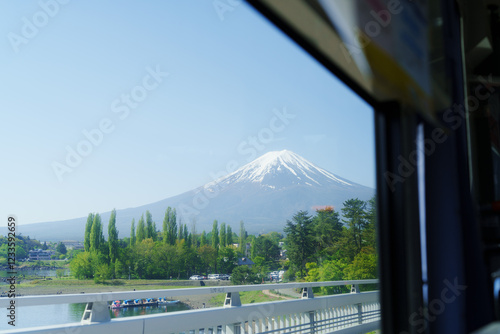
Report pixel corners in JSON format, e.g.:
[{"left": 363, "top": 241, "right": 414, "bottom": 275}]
[{"left": 0, "top": 1, "right": 378, "bottom": 330}]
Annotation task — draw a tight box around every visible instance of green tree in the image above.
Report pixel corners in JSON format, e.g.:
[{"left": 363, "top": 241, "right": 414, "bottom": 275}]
[
  {"left": 162, "top": 208, "right": 170, "bottom": 243},
  {"left": 70, "top": 252, "right": 95, "bottom": 279},
  {"left": 211, "top": 220, "right": 219, "bottom": 271},
  {"left": 219, "top": 223, "right": 226, "bottom": 248},
  {"left": 56, "top": 242, "right": 67, "bottom": 255},
  {"left": 183, "top": 225, "right": 189, "bottom": 245},
  {"left": 264, "top": 231, "right": 282, "bottom": 245},
  {"left": 217, "top": 246, "right": 237, "bottom": 274},
  {"left": 284, "top": 210, "right": 315, "bottom": 278},
  {"left": 90, "top": 213, "right": 104, "bottom": 253},
  {"left": 163, "top": 207, "right": 177, "bottom": 245},
  {"left": 364, "top": 196, "right": 377, "bottom": 250},
  {"left": 16, "top": 246, "right": 27, "bottom": 260},
  {"left": 153, "top": 222, "right": 158, "bottom": 241},
  {"left": 252, "top": 256, "right": 269, "bottom": 283},
  {"left": 230, "top": 266, "right": 258, "bottom": 285},
  {"left": 238, "top": 221, "right": 246, "bottom": 255},
  {"left": 146, "top": 210, "right": 156, "bottom": 241},
  {"left": 178, "top": 223, "right": 184, "bottom": 242},
  {"left": 197, "top": 245, "right": 217, "bottom": 274},
  {"left": 108, "top": 209, "right": 119, "bottom": 263},
  {"left": 341, "top": 198, "right": 368, "bottom": 260},
  {"left": 344, "top": 247, "right": 378, "bottom": 281},
  {"left": 251, "top": 235, "right": 280, "bottom": 268},
  {"left": 200, "top": 231, "right": 207, "bottom": 247},
  {"left": 226, "top": 225, "right": 233, "bottom": 246},
  {"left": 211, "top": 220, "right": 219, "bottom": 249},
  {"left": 94, "top": 263, "right": 112, "bottom": 283},
  {"left": 305, "top": 259, "right": 349, "bottom": 294},
  {"left": 84, "top": 213, "right": 94, "bottom": 252},
  {"left": 313, "top": 207, "right": 343, "bottom": 258},
  {"left": 136, "top": 215, "right": 146, "bottom": 243},
  {"left": 130, "top": 219, "right": 136, "bottom": 247}
]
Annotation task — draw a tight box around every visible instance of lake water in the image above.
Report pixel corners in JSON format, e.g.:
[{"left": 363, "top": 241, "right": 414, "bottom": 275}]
[
  {"left": 0, "top": 268, "right": 70, "bottom": 278},
  {"left": 0, "top": 269, "right": 190, "bottom": 332},
  {"left": 0, "top": 302, "right": 189, "bottom": 331}
]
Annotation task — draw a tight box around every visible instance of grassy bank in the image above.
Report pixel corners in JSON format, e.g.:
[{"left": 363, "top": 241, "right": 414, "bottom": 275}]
[{"left": 210, "top": 289, "right": 291, "bottom": 307}]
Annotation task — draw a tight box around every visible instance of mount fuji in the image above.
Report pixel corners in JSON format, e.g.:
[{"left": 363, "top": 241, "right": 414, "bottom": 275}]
[{"left": 20, "top": 150, "right": 374, "bottom": 241}]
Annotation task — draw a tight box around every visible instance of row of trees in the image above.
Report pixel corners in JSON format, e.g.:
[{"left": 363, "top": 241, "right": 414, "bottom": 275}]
[
  {"left": 284, "top": 197, "right": 377, "bottom": 293},
  {"left": 72, "top": 207, "right": 254, "bottom": 281}
]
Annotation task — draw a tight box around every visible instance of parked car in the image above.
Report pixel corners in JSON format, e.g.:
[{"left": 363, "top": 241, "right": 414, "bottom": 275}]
[{"left": 189, "top": 275, "right": 202, "bottom": 280}]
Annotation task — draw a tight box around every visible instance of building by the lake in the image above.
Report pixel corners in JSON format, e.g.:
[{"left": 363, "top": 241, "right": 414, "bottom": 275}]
[{"left": 28, "top": 249, "right": 55, "bottom": 261}]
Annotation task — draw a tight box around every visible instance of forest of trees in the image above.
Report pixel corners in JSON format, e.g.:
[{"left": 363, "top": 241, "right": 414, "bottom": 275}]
[
  {"left": 285, "top": 197, "right": 377, "bottom": 293},
  {"left": 70, "top": 207, "right": 253, "bottom": 282},
  {"left": 69, "top": 197, "right": 377, "bottom": 287}
]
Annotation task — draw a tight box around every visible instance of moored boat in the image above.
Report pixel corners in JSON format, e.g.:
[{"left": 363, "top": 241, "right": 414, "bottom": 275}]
[
  {"left": 111, "top": 298, "right": 180, "bottom": 308},
  {"left": 110, "top": 300, "right": 121, "bottom": 309},
  {"left": 144, "top": 298, "right": 158, "bottom": 306},
  {"left": 158, "top": 297, "right": 180, "bottom": 304},
  {"left": 121, "top": 299, "right": 135, "bottom": 307}
]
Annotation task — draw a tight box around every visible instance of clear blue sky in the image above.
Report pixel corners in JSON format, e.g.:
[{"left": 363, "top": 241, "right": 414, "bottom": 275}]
[{"left": 0, "top": 1, "right": 375, "bottom": 226}]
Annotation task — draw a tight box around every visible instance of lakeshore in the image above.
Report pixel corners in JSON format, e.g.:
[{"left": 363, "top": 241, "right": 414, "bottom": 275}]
[
  {"left": 3, "top": 277, "right": 291, "bottom": 310},
  {"left": 9, "top": 278, "right": 228, "bottom": 309}
]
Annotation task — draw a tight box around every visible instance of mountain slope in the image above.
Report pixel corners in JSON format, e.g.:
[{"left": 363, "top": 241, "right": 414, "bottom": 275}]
[{"left": 20, "top": 150, "right": 374, "bottom": 241}]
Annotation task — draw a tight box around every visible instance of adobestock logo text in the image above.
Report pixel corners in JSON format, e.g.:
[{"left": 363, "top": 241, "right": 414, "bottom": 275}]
[{"left": 7, "top": 0, "right": 71, "bottom": 54}]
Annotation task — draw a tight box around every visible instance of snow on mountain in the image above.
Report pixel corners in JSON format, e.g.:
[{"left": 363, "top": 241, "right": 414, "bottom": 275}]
[{"left": 205, "top": 150, "right": 353, "bottom": 190}]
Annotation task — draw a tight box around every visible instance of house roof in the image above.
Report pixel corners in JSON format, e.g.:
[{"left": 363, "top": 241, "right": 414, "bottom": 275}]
[{"left": 238, "top": 257, "right": 255, "bottom": 266}]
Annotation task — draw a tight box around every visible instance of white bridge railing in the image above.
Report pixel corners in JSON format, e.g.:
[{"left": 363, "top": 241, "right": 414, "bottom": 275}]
[{"left": 0, "top": 279, "right": 380, "bottom": 334}]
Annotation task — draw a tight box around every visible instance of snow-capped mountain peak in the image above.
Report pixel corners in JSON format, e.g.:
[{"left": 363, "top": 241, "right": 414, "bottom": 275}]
[{"left": 205, "top": 150, "right": 352, "bottom": 190}]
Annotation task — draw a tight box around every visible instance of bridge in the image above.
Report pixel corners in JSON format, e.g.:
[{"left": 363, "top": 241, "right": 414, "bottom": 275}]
[{"left": 0, "top": 280, "right": 380, "bottom": 334}]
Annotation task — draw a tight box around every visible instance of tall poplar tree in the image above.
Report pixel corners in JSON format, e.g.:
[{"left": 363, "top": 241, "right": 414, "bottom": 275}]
[
  {"left": 136, "top": 215, "right": 146, "bottom": 243},
  {"left": 162, "top": 207, "right": 177, "bottom": 245},
  {"left": 145, "top": 210, "right": 156, "bottom": 241},
  {"left": 130, "top": 218, "right": 136, "bottom": 247},
  {"left": 108, "top": 209, "right": 119, "bottom": 263},
  {"left": 219, "top": 223, "right": 226, "bottom": 248},
  {"left": 211, "top": 220, "right": 219, "bottom": 249},
  {"left": 200, "top": 231, "right": 207, "bottom": 247},
  {"left": 90, "top": 213, "right": 104, "bottom": 253},
  {"left": 226, "top": 225, "right": 233, "bottom": 246},
  {"left": 178, "top": 223, "right": 183, "bottom": 242},
  {"left": 84, "top": 213, "right": 94, "bottom": 252},
  {"left": 183, "top": 224, "right": 189, "bottom": 242},
  {"left": 239, "top": 221, "right": 246, "bottom": 255},
  {"left": 169, "top": 208, "right": 177, "bottom": 245}
]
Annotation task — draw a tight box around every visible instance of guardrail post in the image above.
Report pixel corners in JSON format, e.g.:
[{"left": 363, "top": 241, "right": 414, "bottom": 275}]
[
  {"left": 301, "top": 287, "right": 314, "bottom": 299},
  {"left": 350, "top": 284, "right": 362, "bottom": 324},
  {"left": 224, "top": 292, "right": 242, "bottom": 307},
  {"left": 81, "top": 301, "right": 111, "bottom": 324}
]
